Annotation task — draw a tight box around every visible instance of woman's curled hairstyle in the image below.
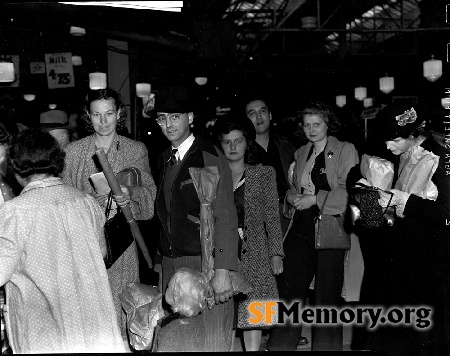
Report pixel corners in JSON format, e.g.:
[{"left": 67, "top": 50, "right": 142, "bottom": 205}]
[
  {"left": 300, "top": 101, "right": 341, "bottom": 133},
  {"left": 8, "top": 128, "right": 65, "bottom": 179},
  {"left": 80, "top": 88, "right": 128, "bottom": 133},
  {"left": 215, "top": 115, "right": 260, "bottom": 165}
]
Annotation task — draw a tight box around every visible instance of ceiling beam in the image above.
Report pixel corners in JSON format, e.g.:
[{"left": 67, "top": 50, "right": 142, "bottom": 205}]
[{"left": 242, "top": 27, "right": 450, "bottom": 33}]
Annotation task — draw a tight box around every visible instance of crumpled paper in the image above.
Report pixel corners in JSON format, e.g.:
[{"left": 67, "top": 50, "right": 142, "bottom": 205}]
[
  {"left": 189, "top": 166, "right": 252, "bottom": 309},
  {"left": 360, "top": 154, "right": 394, "bottom": 190},
  {"left": 120, "top": 283, "right": 164, "bottom": 351},
  {"left": 395, "top": 145, "right": 439, "bottom": 200},
  {"left": 189, "top": 166, "right": 219, "bottom": 284}
]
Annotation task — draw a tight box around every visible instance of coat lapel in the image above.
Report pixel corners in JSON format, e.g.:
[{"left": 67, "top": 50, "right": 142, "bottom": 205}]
[
  {"left": 293, "top": 142, "right": 312, "bottom": 192},
  {"left": 324, "top": 136, "right": 342, "bottom": 190}
]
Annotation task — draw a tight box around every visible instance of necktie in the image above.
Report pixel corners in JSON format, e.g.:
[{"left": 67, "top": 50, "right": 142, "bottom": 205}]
[{"left": 170, "top": 148, "right": 178, "bottom": 165}]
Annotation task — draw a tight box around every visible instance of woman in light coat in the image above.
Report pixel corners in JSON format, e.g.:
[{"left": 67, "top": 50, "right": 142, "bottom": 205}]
[
  {"left": 62, "top": 88, "right": 157, "bottom": 337},
  {"left": 267, "top": 101, "right": 359, "bottom": 351}
]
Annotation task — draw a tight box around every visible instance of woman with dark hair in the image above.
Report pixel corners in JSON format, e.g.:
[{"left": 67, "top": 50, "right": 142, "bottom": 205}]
[
  {"left": 62, "top": 88, "right": 157, "bottom": 337},
  {"left": 267, "top": 101, "right": 359, "bottom": 351},
  {"left": 350, "top": 102, "right": 450, "bottom": 355},
  {"left": 0, "top": 129, "right": 124, "bottom": 353},
  {"left": 215, "top": 115, "right": 284, "bottom": 351}
]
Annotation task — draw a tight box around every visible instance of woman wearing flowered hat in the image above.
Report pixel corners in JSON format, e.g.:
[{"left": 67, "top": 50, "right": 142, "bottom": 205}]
[{"left": 351, "top": 101, "right": 450, "bottom": 355}]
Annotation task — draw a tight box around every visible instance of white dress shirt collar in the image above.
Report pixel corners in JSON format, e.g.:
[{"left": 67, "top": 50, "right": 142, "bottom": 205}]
[{"left": 173, "top": 134, "right": 195, "bottom": 161}]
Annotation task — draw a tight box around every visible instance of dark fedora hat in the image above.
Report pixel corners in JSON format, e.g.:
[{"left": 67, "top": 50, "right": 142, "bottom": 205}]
[
  {"left": 155, "top": 85, "right": 192, "bottom": 113},
  {"left": 375, "top": 101, "right": 426, "bottom": 142},
  {"left": 213, "top": 114, "right": 256, "bottom": 142},
  {"left": 39, "top": 110, "right": 73, "bottom": 131}
]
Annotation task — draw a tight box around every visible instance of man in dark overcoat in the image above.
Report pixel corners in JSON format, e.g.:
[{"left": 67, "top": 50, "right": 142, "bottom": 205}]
[{"left": 154, "top": 85, "right": 239, "bottom": 352}]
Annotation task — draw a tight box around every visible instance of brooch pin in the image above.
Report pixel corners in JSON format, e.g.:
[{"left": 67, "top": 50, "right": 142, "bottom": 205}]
[
  {"left": 395, "top": 107, "right": 417, "bottom": 126},
  {"left": 327, "top": 151, "right": 333, "bottom": 158},
  {"left": 320, "top": 168, "right": 326, "bottom": 174}
]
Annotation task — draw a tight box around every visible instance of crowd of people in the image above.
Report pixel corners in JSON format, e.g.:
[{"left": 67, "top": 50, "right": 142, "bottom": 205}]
[{"left": 0, "top": 85, "right": 448, "bottom": 354}]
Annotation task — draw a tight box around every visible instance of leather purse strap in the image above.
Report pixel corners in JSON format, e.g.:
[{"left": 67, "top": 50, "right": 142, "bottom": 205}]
[
  {"left": 317, "top": 191, "right": 330, "bottom": 219},
  {"left": 105, "top": 191, "right": 114, "bottom": 218}
]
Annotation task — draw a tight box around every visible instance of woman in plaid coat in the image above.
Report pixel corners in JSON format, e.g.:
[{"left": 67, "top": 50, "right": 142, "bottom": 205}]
[{"left": 215, "top": 115, "right": 284, "bottom": 351}]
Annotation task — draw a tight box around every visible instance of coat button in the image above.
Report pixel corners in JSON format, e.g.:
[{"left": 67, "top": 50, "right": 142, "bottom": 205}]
[
  {"left": 242, "top": 248, "right": 247, "bottom": 254},
  {"left": 243, "top": 235, "right": 247, "bottom": 241},
  {"left": 219, "top": 248, "right": 223, "bottom": 252},
  {"left": 244, "top": 226, "right": 248, "bottom": 231}
]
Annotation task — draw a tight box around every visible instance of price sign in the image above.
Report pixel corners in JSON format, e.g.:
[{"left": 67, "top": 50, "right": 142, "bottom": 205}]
[{"left": 45, "top": 52, "right": 75, "bottom": 89}]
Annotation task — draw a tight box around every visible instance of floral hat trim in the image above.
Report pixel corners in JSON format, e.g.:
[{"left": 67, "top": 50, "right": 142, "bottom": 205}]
[{"left": 395, "top": 107, "right": 417, "bottom": 127}]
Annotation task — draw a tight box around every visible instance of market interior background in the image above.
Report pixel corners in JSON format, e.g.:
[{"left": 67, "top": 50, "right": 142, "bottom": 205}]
[{"left": 0, "top": 0, "right": 449, "bottom": 170}]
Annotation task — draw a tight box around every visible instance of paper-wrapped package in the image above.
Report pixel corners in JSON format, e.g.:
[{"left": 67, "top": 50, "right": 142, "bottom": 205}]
[
  {"left": 120, "top": 283, "right": 165, "bottom": 351},
  {"left": 360, "top": 154, "right": 394, "bottom": 190},
  {"left": 189, "top": 166, "right": 252, "bottom": 309},
  {"left": 395, "top": 145, "right": 439, "bottom": 200}
]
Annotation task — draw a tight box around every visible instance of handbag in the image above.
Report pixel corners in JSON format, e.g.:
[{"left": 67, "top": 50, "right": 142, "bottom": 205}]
[
  {"left": 103, "top": 167, "right": 141, "bottom": 268},
  {"left": 350, "top": 183, "right": 394, "bottom": 228},
  {"left": 103, "top": 192, "right": 135, "bottom": 268},
  {"left": 314, "top": 192, "right": 351, "bottom": 250}
]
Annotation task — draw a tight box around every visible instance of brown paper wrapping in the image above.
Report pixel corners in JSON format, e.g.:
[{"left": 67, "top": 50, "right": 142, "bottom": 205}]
[
  {"left": 189, "top": 166, "right": 252, "bottom": 309},
  {"left": 189, "top": 166, "right": 219, "bottom": 283},
  {"left": 120, "top": 283, "right": 164, "bottom": 351},
  {"left": 395, "top": 145, "right": 439, "bottom": 200},
  {"left": 360, "top": 154, "right": 394, "bottom": 190}
]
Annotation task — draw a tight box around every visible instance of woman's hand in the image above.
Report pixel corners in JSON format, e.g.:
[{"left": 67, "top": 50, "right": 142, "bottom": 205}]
[
  {"left": 286, "top": 192, "right": 302, "bottom": 208},
  {"left": 91, "top": 192, "right": 109, "bottom": 207},
  {"left": 271, "top": 256, "right": 283, "bottom": 275},
  {"left": 288, "top": 194, "right": 317, "bottom": 211},
  {"left": 113, "top": 186, "right": 131, "bottom": 207},
  {"left": 378, "top": 189, "right": 409, "bottom": 208},
  {"left": 298, "top": 194, "right": 317, "bottom": 210}
]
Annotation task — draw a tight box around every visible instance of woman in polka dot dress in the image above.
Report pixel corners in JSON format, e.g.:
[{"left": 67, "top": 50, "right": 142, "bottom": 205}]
[{"left": 0, "top": 129, "right": 124, "bottom": 353}]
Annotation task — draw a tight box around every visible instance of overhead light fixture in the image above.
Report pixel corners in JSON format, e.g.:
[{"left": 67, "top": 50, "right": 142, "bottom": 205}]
[
  {"left": 301, "top": 16, "right": 317, "bottom": 29},
  {"left": 441, "top": 97, "right": 450, "bottom": 109},
  {"left": 60, "top": 1, "right": 183, "bottom": 12},
  {"left": 363, "top": 97, "right": 373, "bottom": 108},
  {"left": 69, "top": 26, "right": 86, "bottom": 36},
  {"left": 355, "top": 86, "right": 367, "bottom": 101},
  {"left": 49, "top": 103, "right": 57, "bottom": 110},
  {"left": 89, "top": 72, "right": 107, "bottom": 90},
  {"left": 136, "top": 83, "right": 151, "bottom": 98},
  {"left": 379, "top": 75, "right": 394, "bottom": 94},
  {"left": 423, "top": 55, "right": 442, "bottom": 82},
  {"left": 336, "top": 95, "right": 346, "bottom": 108},
  {"left": 72, "top": 55, "right": 82, "bottom": 66},
  {"left": 195, "top": 77, "right": 208, "bottom": 86},
  {"left": 23, "top": 94, "right": 36, "bottom": 101},
  {"left": 0, "top": 56, "right": 15, "bottom": 83}
]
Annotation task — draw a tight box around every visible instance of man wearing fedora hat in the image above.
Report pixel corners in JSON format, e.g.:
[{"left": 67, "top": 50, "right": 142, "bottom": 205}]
[
  {"left": 154, "top": 85, "right": 239, "bottom": 352},
  {"left": 39, "top": 109, "right": 72, "bottom": 149}
]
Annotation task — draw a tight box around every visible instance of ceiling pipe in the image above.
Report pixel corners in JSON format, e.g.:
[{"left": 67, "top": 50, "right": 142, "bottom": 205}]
[
  {"left": 85, "top": 26, "right": 197, "bottom": 53},
  {"left": 243, "top": 27, "right": 450, "bottom": 33},
  {"left": 0, "top": 22, "right": 197, "bottom": 53}
]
